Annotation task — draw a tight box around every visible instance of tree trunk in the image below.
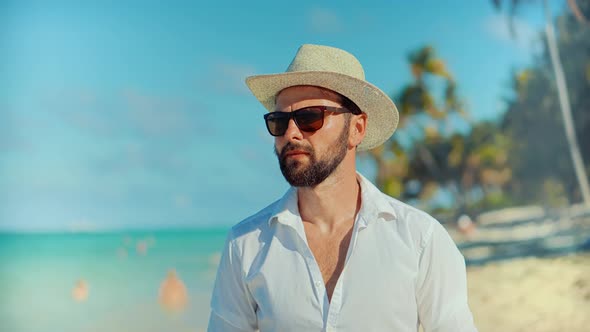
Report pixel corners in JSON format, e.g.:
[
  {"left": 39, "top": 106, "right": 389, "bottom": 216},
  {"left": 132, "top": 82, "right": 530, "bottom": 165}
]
[{"left": 543, "top": 0, "right": 590, "bottom": 205}]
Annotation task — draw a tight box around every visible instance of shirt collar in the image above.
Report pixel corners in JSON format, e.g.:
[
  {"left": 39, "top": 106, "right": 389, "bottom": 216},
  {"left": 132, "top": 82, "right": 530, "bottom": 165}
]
[
  {"left": 267, "top": 186, "right": 301, "bottom": 227},
  {"left": 267, "top": 172, "right": 397, "bottom": 227},
  {"left": 356, "top": 172, "right": 397, "bottom": 227}
]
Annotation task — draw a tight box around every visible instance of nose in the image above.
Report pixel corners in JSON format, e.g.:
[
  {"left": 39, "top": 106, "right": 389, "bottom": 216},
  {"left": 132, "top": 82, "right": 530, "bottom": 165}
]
[{"left": 282, "top": 117, "right": 303, "bottom": 141}]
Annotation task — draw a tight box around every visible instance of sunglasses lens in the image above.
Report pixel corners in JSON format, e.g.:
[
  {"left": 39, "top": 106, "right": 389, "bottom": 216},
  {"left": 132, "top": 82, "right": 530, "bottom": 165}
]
[
  {"left": 264, "top": 107, "right": 326, "bottom": 136},
  {"left": 294, "top": 108, "right": 324, "bottom": 132},
  {"left": 265, "top": 113, "right": 289, "bottom": 136}
]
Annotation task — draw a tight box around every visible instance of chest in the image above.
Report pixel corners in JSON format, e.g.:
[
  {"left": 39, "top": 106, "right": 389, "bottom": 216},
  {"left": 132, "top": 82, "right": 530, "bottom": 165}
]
[
  {"left": 304, "top": 223, "right": 354, "bottom": 301},
  {"left": 246, "top": 222, "right": 420, "bottom": 331}
]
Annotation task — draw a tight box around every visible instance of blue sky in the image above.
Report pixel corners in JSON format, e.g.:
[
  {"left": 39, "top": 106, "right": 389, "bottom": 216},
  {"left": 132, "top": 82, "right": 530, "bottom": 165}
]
[{"left": 0, "top": 0, "right": 564, "bottom": 232}]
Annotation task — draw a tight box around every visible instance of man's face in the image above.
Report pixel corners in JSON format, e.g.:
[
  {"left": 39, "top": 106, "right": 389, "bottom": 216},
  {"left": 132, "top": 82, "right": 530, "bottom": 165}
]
[{"left": 273, "top": 86, "right": 352, "bottom": 187}]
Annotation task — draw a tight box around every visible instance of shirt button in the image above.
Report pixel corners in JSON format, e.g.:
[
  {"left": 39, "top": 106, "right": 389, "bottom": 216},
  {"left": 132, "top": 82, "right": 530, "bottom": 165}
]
[{"left": 315, "top": 281, "right": 322, "bottom": 288}]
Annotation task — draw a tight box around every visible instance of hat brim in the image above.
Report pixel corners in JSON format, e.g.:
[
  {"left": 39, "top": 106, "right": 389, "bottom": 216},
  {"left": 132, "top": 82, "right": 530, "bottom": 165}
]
[{"left": 246, "top": 71, "right": 399, "bottom": 151}]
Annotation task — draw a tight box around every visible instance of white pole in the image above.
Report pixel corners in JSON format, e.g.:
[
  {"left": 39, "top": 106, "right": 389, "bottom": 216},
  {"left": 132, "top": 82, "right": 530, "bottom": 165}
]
[{"left": 543, "top": 0, "right": 590, "bottom": 205}]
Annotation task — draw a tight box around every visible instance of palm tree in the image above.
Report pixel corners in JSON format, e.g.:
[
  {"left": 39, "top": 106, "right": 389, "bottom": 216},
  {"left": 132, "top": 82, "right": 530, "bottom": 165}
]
[
  {"left": 368, "top": 46, "right": 465, "bottom": 195},
  {"left": 491, "top": 0, "right": 590, "bottom": 205}
]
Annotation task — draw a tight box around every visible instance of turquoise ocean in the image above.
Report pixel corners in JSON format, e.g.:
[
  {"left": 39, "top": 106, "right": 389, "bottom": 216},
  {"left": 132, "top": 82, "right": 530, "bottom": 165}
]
[{"left": 0, "top": 229, "right": 229, "bottom": 332}]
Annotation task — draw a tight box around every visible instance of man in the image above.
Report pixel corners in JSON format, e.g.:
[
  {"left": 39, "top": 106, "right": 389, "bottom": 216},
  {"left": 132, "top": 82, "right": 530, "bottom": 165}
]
[{"left": 208, "top": 44, "right": 477, "bottom": 332}]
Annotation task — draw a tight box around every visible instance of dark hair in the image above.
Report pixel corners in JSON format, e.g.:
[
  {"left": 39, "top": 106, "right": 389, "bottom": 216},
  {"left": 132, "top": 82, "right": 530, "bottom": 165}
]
[
  {"left": 275, "top": 85, "right": 363, "bottom": 115},
  {"left": 340, "top": 94, "right": 362, "bottom": 115}
]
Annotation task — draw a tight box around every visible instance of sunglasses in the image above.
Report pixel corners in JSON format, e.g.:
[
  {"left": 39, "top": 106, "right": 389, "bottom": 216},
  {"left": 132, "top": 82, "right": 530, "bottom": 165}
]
[{"left": 263, "top": 106, "right": 355, "bottom": 137}]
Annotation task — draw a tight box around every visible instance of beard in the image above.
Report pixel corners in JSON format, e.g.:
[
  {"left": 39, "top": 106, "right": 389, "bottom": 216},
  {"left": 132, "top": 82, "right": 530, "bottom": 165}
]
[{"left": 275, "top": 120, "right": 350, "bottom": 188}]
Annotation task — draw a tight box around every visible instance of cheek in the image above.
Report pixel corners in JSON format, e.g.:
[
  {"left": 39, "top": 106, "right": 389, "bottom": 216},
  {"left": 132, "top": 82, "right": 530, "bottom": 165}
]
[
  {"left": 323, "top": 119, "right": 349, "bottom": 142},
  {"left": 274, "top": 137, "right": 291, "bottom": 155},
  {"left": 322, "top": 118, "right": 339, "bottom": 131}
]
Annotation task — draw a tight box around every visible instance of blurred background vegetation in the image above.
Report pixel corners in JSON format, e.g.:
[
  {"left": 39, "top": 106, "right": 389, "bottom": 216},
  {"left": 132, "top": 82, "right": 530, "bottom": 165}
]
[{"left": 366, "top": 0, "right": 590, "bottom": 221}]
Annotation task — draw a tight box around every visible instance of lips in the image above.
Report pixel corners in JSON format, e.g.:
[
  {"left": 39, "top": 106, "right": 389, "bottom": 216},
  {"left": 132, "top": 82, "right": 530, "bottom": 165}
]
[
  {"left": 284, "top": 150, "right": 309, "bottom": 157},
  {"left": 279, "top": 143, "right": 313, "bottom": 161}
]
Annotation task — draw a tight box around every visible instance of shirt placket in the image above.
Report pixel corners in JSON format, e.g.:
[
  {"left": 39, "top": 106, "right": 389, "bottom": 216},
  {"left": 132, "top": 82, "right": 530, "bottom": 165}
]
[
  {"left": 293, "top": 213, "right": 368, "bottom": 331},
  {"left": 288, "top": 220, "right": 329, "bottom": 315},
  {"left": 326, "top": 214, "right": 368, "bottom": 331},
  {"left": 303, "top": 245, "right": 328, "bottom": 313}
]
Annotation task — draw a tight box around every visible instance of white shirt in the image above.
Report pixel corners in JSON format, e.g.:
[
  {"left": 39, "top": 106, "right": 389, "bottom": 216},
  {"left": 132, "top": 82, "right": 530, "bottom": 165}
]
[{"left": 208, "top": 173, "right": 477, "bottom": 332}]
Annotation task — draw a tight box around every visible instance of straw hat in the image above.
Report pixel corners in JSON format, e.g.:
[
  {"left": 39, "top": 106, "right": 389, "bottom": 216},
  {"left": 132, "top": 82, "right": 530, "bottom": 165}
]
[{"left": 245, "top": 44, "right": 399, "bottom": 151}]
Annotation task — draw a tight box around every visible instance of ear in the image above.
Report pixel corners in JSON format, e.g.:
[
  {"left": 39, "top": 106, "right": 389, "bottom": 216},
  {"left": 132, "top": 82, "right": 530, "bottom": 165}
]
[{"left": 349, "top": 113, "right": 367, "bottom": 148}]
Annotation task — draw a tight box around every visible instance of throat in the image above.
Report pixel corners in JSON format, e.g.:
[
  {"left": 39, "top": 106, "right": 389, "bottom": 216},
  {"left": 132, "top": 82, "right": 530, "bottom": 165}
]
[{"left": 303, "top": 218, "right": 354, "bottom": 302}]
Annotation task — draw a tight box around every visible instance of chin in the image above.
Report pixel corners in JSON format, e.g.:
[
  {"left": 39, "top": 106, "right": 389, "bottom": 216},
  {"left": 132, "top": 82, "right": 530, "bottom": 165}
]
[{"left": 285, "top": 159, "right": 307, "bottom": 170}]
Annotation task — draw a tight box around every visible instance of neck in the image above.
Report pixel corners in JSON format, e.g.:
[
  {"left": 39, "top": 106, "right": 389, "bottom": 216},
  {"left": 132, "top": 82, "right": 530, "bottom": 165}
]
[{"left": 296, "top": 155, "right": 361, "bottom": 234}]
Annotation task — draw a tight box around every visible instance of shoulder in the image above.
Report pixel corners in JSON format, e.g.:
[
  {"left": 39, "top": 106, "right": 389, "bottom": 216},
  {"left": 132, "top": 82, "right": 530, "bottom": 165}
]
[
  {"left": 358, "top": 173, "right": 445, "bottom": 251},
  {"left": 359, "top": 173, "right": 440, "bottom": 237},
  {"left": 225, "top": 197, "right": 281, "bottom": 246},
  {"left": 381, "top": 193, "right": 447, "bottom": 252},
  {"left": 388, "top": 196, "right": 438, "bottom": 227}
]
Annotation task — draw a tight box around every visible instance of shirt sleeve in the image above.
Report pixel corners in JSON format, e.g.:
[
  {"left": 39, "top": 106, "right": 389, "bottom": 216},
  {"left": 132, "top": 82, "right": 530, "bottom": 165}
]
[
  {"left": 207, "top": 230, "right": 258, "bottom": 332},
  {"left": 415, "top": 220, "right": 478, "bottom": 332}
]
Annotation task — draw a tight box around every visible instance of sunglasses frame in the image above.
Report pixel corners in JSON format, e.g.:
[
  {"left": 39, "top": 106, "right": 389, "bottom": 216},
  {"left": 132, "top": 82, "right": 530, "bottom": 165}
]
[{"left": 263, "top": 105, "right": 354, "bottom": 137}]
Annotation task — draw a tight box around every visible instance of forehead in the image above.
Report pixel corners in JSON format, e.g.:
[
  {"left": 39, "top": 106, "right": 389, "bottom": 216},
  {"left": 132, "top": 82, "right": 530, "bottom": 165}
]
[{"left": 275, "top": 86, "right": 342, "bottom": 108}]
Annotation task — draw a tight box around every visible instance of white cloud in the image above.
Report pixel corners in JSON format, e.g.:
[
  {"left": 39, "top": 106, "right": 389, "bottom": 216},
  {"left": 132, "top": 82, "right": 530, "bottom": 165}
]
[
  {"left": 68, "top": 219, "right": 99, "bottom": 233},
  {"left": 173, "top": 194, "right": 191, "bottom": 209},
  {"left": 47, "top": 88, "right": 213, "bottom": 139},
  {"left": 0, "top": 108, "right": 31, "bottom": 152},
  {"left": 46, "top": 88, "right": 119, "bottom": 136},
  {"left": 308, "top": 8, "right": 342, "bottom": 34},
  {"left": 483, "top": 14, "right": 542, "bottom": 52},
  {"left": 122, "top": 89, "right": 194, "bottom": 136},
  {"left": 205, "top": 62, "right": 256, "bottom": 95}
]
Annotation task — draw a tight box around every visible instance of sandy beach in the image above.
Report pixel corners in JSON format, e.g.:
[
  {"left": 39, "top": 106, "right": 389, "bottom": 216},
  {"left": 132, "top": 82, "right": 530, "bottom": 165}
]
[{"left": 466, "top": 253, "right": 590, "bottom": 332}]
